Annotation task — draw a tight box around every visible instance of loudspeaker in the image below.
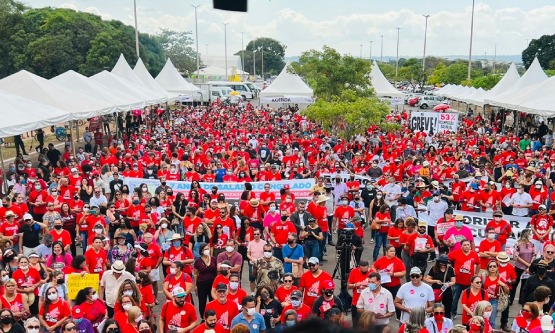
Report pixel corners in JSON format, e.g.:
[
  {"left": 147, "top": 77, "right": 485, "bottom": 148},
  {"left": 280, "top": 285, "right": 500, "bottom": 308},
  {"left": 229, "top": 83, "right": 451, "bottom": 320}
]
[{"left": 213, "top": 0, "right": 247, "bottom": 12}]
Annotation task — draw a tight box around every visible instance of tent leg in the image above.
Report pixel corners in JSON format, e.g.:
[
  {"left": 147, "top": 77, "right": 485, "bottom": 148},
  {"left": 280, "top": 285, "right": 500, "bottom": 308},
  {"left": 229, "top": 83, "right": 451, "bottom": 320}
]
[
  {"left": 70, "top": 121, "right": 77, "bottom": 159},
  {"left": 0, "top": 145, "right": 7, "bottom": 194}
]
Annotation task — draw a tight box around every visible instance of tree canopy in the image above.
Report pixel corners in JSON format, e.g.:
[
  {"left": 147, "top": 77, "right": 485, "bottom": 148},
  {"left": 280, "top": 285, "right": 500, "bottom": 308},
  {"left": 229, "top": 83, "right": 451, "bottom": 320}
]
[
  {"left": 238, "top": 37, "right": 286, "bottom": 78},
  {"left": 522, "top": 34, "right": 555, "bottom": 70},
  {"left": 157, "top": 29, "right": 198, "bottom": 76}
]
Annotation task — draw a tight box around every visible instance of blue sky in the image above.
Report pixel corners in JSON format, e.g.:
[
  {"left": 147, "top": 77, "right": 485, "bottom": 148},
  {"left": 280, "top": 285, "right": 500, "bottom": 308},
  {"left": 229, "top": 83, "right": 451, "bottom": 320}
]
[{"left": 25, "top": 0, "right": 555, "bottom": 59}]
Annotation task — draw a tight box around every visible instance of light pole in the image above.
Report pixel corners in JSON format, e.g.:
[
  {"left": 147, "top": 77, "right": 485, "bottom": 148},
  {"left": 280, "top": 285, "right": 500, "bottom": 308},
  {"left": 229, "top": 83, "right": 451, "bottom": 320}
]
[
  {"left": 133, "top": 0, "right": 139, "bottom": 57},
  {"left": 369, "top": 41, "right": 373, "bottom": 61},
  {"left": 253, "top": 50, "right": 257, "bottom": 78},
  {"left": 261, "top": 43, "right": 264, "bottom": 80},
  {"left": 467, "top": 0, "right": 475, "bottom": 81},
  {"left": 493, "top": 44, "right": 497, "bottom": 74},
  {"left": 240, "top": 32, "right": 245, "bottom": 78},
  {"left": 223, "top": 23, "right": 228, "bottom": 78},
  {"left": 192, "top": 5, "right": 201, "bottom": 78},
  {"left": 422, "top": 15, "right": 430, "bottom": 71},
  {"left": 380, "top": 35, "right": 384, "bottom": 62},
  {"left": 360, "top": 44, "right": 363, "bottom": 58},
  {"left": 395, "top": 27, "right": 401, "bottom": 79}
]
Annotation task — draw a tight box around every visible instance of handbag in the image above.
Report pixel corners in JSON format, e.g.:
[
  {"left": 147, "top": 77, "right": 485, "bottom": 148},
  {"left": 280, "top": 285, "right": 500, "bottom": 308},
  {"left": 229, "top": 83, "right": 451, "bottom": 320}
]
[
  {"left": 370, "top": 219, "right": 381, "bottom": 230},
  {"left": 434, "top": 267, "right": 449, "bottom": 302},
  {"left": 498, "top": 286, "right": 509, "bottom": 312}
]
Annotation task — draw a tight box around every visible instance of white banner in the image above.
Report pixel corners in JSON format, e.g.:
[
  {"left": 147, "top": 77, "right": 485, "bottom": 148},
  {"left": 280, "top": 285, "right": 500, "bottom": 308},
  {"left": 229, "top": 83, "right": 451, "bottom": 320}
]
[
  {"left": 260, "top": 96, "right": 314, "bottom": 104},
  {"left": 391, "top": 96, "right": 404, "bottom": 105},
  {"left": 410, "top": 111, "right": 439, "bottom": 134},
  {"left": 177, "top": 95, "right": 194, "bottom": 102},
  {"left": 124, "top": 177, "right": 315, "bottom": 200},
  {"left": 452, "top": 209, "right": 530, "bottom": 256},
  {"left": 437, "top": 112, "right": 459, "bottom": 133}
]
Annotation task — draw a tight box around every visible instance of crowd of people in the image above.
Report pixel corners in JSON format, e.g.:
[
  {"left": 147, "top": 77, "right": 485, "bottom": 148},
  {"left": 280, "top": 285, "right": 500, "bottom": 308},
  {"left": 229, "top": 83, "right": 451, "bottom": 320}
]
[{"left": 0, "top": 102, "right": 555, "bottom": 333}]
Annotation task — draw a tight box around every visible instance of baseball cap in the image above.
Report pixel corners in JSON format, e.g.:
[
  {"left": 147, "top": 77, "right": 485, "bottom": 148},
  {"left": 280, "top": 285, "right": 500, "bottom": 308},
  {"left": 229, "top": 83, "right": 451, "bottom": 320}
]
[
  {"left": 283, "top": 184, "right": 290, "bottom": 190},
  {"left": 172, "top": 287, "right": 187, "bottom": 298},
  {"left": 23, "top": 213, "right": 33, "bottom": 221},
  {"left": 323, "top": 280, "right": 335, "bottom": 290},
  {"left": 541, "top": 315, "right": 554, "bottom": 331},
  {"left": 308, "top": 257, "right": 319, "bottom": 265},
  {"left": 216, "top": 283, "right": 228, "bottom": 292},
  {"left": 410, "top": 267, "right": 422, "bottom": 275},
  {"left": 290, "top": 290, "right": 303, "bottom": 300}
]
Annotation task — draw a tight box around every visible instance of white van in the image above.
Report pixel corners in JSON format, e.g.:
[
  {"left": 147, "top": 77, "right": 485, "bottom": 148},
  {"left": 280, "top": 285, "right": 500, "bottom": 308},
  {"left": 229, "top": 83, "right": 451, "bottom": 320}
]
[{"left": 206, "top": 81, "right": 255, "bottom": 100}]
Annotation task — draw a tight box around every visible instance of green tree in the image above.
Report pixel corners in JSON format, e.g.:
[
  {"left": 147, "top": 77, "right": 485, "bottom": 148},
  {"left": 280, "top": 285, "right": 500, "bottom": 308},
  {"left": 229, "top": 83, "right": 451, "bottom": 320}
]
[
  {"left": 291, "top": 46, "right": 373, "bottom": 101},
  {"left": 468, "top": 74, "right": 502, "bottom": 90},
  {"left": 429, "top": 62, "right": 481, "bottom": 85},
  {"left": 156, "top": 29, "right": 198, "bottom": 76},
  {"left": 240, "top": 37, "right": 286, "bottom": 78},
  {"left": 522, "top": 34, "right": 555, "bottom": 69}
]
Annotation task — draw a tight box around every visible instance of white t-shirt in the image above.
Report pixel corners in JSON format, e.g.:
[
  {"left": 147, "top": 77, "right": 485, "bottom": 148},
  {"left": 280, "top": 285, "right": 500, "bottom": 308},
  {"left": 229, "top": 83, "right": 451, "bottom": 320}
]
[
  {"left": 396, "top": 282, "right": 434, "bottom": 323},
  {"left": 426, "top": 200, "right": 448, "bottom": 227}
]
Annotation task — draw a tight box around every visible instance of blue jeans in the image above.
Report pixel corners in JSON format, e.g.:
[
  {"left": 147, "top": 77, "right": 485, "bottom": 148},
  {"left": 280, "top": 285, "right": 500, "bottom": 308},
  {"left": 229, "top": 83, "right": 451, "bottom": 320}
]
[
  {"left": 80, "top": 231, "right": 88, "bottom": 252},
  {"left": 304, "top": 240, "right": 320, "bottom": 259},
  {"left": 451, "top": 283, "right": 468, "bottom": 317},
  {"left": 489, "top": 298, "right": 498, "bottom": 328},
  {"left": 373, "top": 232, "right": 388, "bottom": 261}
]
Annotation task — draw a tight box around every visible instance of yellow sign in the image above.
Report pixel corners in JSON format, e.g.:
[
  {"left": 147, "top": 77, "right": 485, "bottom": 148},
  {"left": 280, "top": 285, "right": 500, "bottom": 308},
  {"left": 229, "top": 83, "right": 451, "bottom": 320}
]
[{"left": 66, "top": 274, "right": 99, "bottom": 300}]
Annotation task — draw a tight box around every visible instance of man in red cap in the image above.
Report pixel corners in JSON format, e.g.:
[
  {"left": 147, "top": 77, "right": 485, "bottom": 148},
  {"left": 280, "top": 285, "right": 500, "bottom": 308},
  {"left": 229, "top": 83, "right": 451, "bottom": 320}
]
[{"left": 311, "top": 279, "right": 344, "bottom": 319}]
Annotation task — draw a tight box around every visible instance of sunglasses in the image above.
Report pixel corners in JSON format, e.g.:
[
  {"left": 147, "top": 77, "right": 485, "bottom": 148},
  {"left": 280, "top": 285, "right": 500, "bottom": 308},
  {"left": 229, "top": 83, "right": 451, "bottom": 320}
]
[
  {"left": 547, "top": 251, "right": 555, "bottom": 254},
  {"left": 473, "top": 281, "right": 482, "bottom": 284},
  {"left": 410, "top": 274, "right": 421, "bottom": 279},
  {"left": 65, "top": 327, "right": 77, "bottom": 331},
  {"left": 254, "top": 233, "right": 261, "bottom": 236},
  {"left": 216, "top": 227, "right": 223, "bottom": 229},
  {"left": 284, "top": 280, "right": 293, "bottom": 283},
  {"left": 488, "top": 265, "right": 497, "bottom": 268},
  {"left": 308, "top": 263, "right": 316, "bottom": 267}
]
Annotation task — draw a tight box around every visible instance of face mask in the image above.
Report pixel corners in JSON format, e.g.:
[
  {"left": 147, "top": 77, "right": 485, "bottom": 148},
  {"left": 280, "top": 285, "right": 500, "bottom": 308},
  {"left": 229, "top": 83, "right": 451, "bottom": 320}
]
[
  {"left": 376, "top": 195, "right": 382, "bottom": 199},
  {"left": 94, "top": 228, "right": 103, "bottom": 234},
  {"left": 133, "top": 200, "right": 140, "bottom": 205},
  {"left": 139, "top": 330, "right": 150, "bottom": 333},
  {"left": 122, "top": 303, "right": 132, "bottom": 311},
  {"left": 91, "top": 293, "right": 99, "bottom": 301},
  {"left": 35, "top": 185, "right": 41, "bottom": 190},
  {"left": 505, "top": 184, "right": 511, "bottom": 188},
  {"left": 469, "top": 323, "right": 481, "bottom": 331},
  {"left": 536, "top": 185, "right": 542, "bottom": 189},
  {"left": 269, "top": 206, "right": 276, "bottom": 212},
  {"left": 261, "top": 293, "right": 269, "bottom": 300},
  {"left": 47, "top": 292, "right": 58, "bottom": 301},
  {"left": 455, "top": 221, "right": 463, "bottom": 228},
  {"left": 285, "top": 199, "right": 292, "bottom": 203},
  {"left": 135, "top": 315, "right": 143, "bottom": 323},
  {"left": 521, "top": 310, "right": 532, "bottom": 319},
  {"left": 147, "top": 170, "right": 153, "bottom": 175},
  {"left": 172, "top": 241, "right": 181, "bottom": 247},
  {"left": 433, "top": 197, "right": 440, "bottom": 202},
  {"left": 341, "top": 200, "right": 348, "bottom": 206},
  {"left": 57, "top": 278, "right": 64, "bottom": 285},
  {"left": 483, "top": 311, "right": 492, "bottom": 319},
  {"left": 246, "top": 308, "right": 256, "bottom": 316},
  {"left": 291, "top": 299, "right": 301, "bottom": 307},
  {"left": 1, "top": 276, "right": 8, "bottom": 283},
  {"left": 286, "top": 320, "right": 296, "bottom": 327},
  {"left": 169, "top": 267, "right": 177, "bottom": 275},
  {"left": 324, "top": 291, "right": 333, "bottom": 297},
  {"left": 161, "top": 182, "right": 167, "bottom": 186},
  {"left": 287, "top": 239, "right": 294, "bottom": 245},
  {"left": 280, "top": 216, "right": 288, "bottom": 221},
  {"left": 229, "top": 282, "right": 239, "bottom": 290},
  {"left": 19, "top": 265, "right": 28, "bottom": 270},
  {"left": 220, "top": 270, "right": 229, "bottom": 276},
  {"left": 203, "top": 249, "right": 210, "bottom": 256},
  {"left": 226, "top": 246, "right": 234, "bottom": 253},
  {"left": 537, "top": 267, "right": 547, "bottom": 275},
  {"left": 54, "top": 224, "right": 63, "bottom": 230},
  {"left": 487, "top": 233, "right": 495, "bottom": 240},
  {"left": 263, "top": 251, "right": 273, "bottom": 258},
  {"left": 369, "top": 283, "right": 377, "bottom": 291},
  {"left": 28, "top": 329, "right": 39, "bottom": 333},
  {"left": 0, "top": 317, "right": 12, "bottom": 325},
  {"left": 123, "top": 290, "right": 133, "bottom": 297},
  {"left": 160, "top": 223, "right": 168, "bottom": 229},
  {"left": 433, "top": 313, "right": 444, "bottom": 322}
]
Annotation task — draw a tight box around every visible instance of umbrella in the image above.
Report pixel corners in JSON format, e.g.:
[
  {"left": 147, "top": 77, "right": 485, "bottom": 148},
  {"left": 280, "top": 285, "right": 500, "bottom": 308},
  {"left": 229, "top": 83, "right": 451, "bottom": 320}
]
[
  {"left": 229, "top": 91, "right": 240, "bottom": 96},
  {"left": 433, "top": 103, "right": 450, "bottom": 111}
]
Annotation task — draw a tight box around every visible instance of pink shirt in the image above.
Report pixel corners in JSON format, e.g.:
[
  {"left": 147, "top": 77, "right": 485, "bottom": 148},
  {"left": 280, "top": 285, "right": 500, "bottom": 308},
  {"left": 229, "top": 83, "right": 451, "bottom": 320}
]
[
  {"left": 263, "top": 213, "right": 280, "bottom": 229},
  {"left": 247, "top": 239, "right": 267, "bottom": 263},
  {"left": 443, "top": 226, "right": 474, "bottom": 252}
]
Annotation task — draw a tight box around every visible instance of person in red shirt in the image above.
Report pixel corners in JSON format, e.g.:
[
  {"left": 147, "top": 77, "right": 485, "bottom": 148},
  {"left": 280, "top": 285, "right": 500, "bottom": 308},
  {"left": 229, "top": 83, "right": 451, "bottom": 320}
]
[
  {"left": 270, "top": 213, "right": 297, "bottom": 262},
  {"left": 205, "top": 283, "right": 240, "bottom": 333},
  {"left": 346, "top": 260, "right": 371, "bottom": 325},
  {"left": 84, "top": 236, "right": 108, "bottom": 277},
  {"left": 460, "top": 276, "right": 489, "bottom": 326},
  {"left": 226, "top": 273, "right": 247, "bottom": 306},
  {"left": 162, "top": 234, "right": 194, "bottom": 276},
  {"left": 192, "top": 309, "right": 225, "bottom": 333},
  {"left": 459, "top": 183, "right": 481, "bottom": 212},
  {"left": 39, "top": 286, "right": 71, "bottom": 331},
  {"left": 407, "top": 221, "right": 435, "bottom": 272},
  {"left": 447, "top": 239, "right": 480, "bottom": 318},
  {"left": 371, "top": 245, "right": 406, "bottom": 302},
  {"left": 49, "top": 219, "right": 72, "bottom": 252},
  {"left": 298, "top": 257, "right": 332, "bottom": 308},
  {"left": 258, "top": 183, "right": 276, "bottom": 213},
  {"left": 478, "top": 182, "right": 501, "bottom": 212},
  {"left": 280, "top": 289, "right": 312, "bottom": 323},
  {"left": 127, "top": 197, "right": 146, "bottom": 230},
  {"left": 0, "top": 211, "right": 20, "bottom": 246},
  {"left": 159, "top": 287, "right": 198, "bottom": 333},
  {"left": 530, "top": 206, "right": 554, "bottom": 252},
  {"left": 333, "top": 195, "right": 355, "bottom": 231},
  {"left": 275, "top": 273, "right": 299, "bottom": 307},
  {"left": 28, "top": 184, "right": 48, "bottom": 221},
  {"left": 478, "top": 227, "right": 502, "bottom": 270},
  {"left": 13, "top": 256, "right": 42, "bottom": 315}
]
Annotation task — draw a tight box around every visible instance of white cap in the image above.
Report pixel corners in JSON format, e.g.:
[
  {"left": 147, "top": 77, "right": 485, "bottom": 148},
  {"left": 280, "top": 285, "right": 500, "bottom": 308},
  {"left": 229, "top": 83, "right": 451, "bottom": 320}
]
[
  {"left": 23, "top": 213, "right": 33, "bottom": 221},
  {"left": 541, "top": 315, "right": 554, "bottom": 331}
]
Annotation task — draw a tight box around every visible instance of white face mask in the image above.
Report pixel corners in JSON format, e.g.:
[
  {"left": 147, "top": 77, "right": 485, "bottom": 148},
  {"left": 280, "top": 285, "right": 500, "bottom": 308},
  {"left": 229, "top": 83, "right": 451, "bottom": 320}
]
[
  {"left": 433, "top": 197, "right": 440, "bottom": 202},
  {"left": 263, "top": 251, "right": 273, "bottom": 259},
  {"left": 1, "top": 276, "right": 8, "bottom": 283},
  {"left": 291, "top": 299, "right": 301, "bottom": 307},
  {"left": 229, "top": 282, "right": 239, "bottom": 290},
  {"left": 169, "top": 267, "right": 177, "bottom": 275},
  {"left": 91, "top": 293, "right": 99, "bottom": 301},
  {"left": 47, "top": 292, "right": 58, "bottom": 301},
  {"left": 505, "top": 184, "right": 511, "bottom": 188},
  {"left": 483, "top": 311, "right": 492, "bottom": 319},
  {"left": 123, "top": 290, "right": 133, "bottom": 297},
  {"left": 487, "top": 233, "right": 496, "bottom": 240},
  {"left": 246, "top": 308, "right": 256, "bottom": 316},
  {"left": 203, "top": 249, "right": 210, "bottom": 256},
  {"left": 122, "top": 303, "right": 132, "bottom": 311},
  {"left": 161, "top": 223, "right": 168, "bottom": 229},
  {"left": 225, "top": 246, "right": 234, "bottom": 253},
  {"left": 94, "top": 228, "right": 103, "bottom": 234},
  {"left": 135, "top": 315, "right": 143, "bottom": 323},
  {"left": 28, "top": 329, "right": 39, "bottom": 333}
]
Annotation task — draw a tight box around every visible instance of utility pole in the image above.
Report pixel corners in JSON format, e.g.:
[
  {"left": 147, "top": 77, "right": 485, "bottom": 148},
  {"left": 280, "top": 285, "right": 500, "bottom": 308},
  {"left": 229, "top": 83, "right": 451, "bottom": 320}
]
[
  {"left": 467, "top": 0, "right": 475, "bottom": 81},
  {"left": 241, "top": 32, "right": 245, "bottom": 78},
  {"left": 223, "top": 23, "right": 228, "bottom": 78},
  {"left": 493, "top": 44, "right": 497, "bottom": 75},
  {"left": 261, "top": 43, "right": 264, "bottom": 80},
  {"left": 133, "top": 0, "right": 139, "bottom": 57},
  {"left": 360, "top": 44, "right": 363, "bottom": 58},
  {"left": 192, "top": 5, "right": 201, "bottom": 78},
  {"left": 380, "top": 35, "right": 384, "bottom": 62},
  {"left": 395, "top": 27, "right": 401, "bottom": 79},
  {"left": 422, "top": 15, "right": 430, "bottom": 71},
  {"left": 369, "top": 41, "right": 373, "bottom": 61}
]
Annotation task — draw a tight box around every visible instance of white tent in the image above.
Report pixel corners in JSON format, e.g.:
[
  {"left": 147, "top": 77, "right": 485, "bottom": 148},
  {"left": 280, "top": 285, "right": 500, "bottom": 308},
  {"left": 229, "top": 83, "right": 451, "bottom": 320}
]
[
  {"left": 434, "top": 84, "right": 453, "bottom": 97},
  {"left": 259, "top": 65, "right": 314, "bottom": 102},
  {"left": 111, "top": 54, "right": 168, "bottom": 103},
  {"left": 451, "top": 86, "right": 476, "bottom": 102},
  {"left": 487, "top": 58, "right": 548, "bottom": 108},
  {"left": 155, "top": 59, "right": 202, "bottom": 95},
  {"left": 0, "top": 70, "right": 113, "bottom": 119},
  {"left": 51, "top": 70, "right": 146, "bottom": 111},
  {"left": 133, "top": 58, "right": 177, "bottom": 99},
  {"left": 369, "top": 62, "right": 403, "bottom": 98},
  {"left": 483, "top": 63, "right": 520, "bottom": 105},
  {"left": 90, "top": 71, "right": 164, "bottom": 107},
  {"left": 493, "top": 75, "right": 555, "bottom": 116},
  {"left": 0, "top": 89, "right": 71, "bottom": 138},
  {"left": 464, "top": 87, "right": 487, "bottom": 106}
]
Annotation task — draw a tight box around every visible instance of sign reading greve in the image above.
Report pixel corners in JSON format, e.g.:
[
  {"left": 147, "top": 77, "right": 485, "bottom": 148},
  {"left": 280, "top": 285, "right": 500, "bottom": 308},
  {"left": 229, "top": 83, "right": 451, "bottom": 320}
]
[
  {"left": 410, "top": 112, "right": 459, "bottom": 135},
  {"left": 66, "top": 273, "right": 99, "bottom": 300},
  {"left": 124, "top": 178, "right": 316, "bottom": 200}
]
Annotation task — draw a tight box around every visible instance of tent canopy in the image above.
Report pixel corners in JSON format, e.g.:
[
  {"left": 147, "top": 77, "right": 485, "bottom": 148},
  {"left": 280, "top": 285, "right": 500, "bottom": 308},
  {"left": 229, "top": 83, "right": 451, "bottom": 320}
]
[
  {"left": 0, "top": 89, "right": 70, "bottom": 138},
  {"left": 0, "top": 70, "right": 113, "bottom": 119},
  {"left": 369, "top": 62, "right": 403, "bottom": 98},
  {"left": 155, "top": 59, "right": 201, "bottom": 94},
  {"left": 259, "top": 65, "right": 313, "bottom": 98},
  {"left": 51, "top": 70, "right": 146, "bottom": 112},
  {"left": 483, "top": 63, "right": 520, "bottom": 104},
  {"left": 112, "top": 54, "right": 168, "bottom": 103},
  {"left": 90, "top": 70, "right": 163, "bottom": 106},
  {"left": 133, "top": 58, "right": 177, "bottom": 99}
]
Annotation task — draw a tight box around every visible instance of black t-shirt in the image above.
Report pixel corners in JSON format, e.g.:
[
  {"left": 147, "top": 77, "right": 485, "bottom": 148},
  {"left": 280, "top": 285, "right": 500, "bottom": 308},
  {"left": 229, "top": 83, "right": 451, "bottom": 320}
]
[
  {"left": 303, "top": 226, "right": 322, "bottom": 241},
  {"left": 260, "top": 299, "right": 282, "bottom": 328},
  {"left": 427, "top": 265, "right": 455, "bottom": 290},
  {"left": 3, "top": 323, "right": 25, "bottom": 333},
  {"left": 18, "top": 223, "right": 41, "bottom": 248},
  {"left": 312, "top": 295, "right": 344, "bottom": 318}
]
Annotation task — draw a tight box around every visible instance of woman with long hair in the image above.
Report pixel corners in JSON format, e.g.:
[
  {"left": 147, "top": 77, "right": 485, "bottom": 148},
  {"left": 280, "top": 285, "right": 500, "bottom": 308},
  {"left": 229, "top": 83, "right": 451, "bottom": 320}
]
[
  {"left": 512, "top": 229, "right": 536, "bottom": 305},
  {"left": 114, "top": 280, "right": 143, "bottom": 315},
  {"left": 28, "top": 253, "right": 47, "bottom": 280},
  {"left": 472, "top": 301, "right": 493, "bottom": 333},
  {"left": 482, "top": 260, "right": 509, "bottom": 329},
  {"left": 368, "top": 191, "right": 386, "bottom": 243},
  {"left": 73, "top": 287, "right": 107, "bottom": 329},
  {"left": 110, "top": 234, "right": 134, "bottom": 264},
  {"left": 0, "top": 278, "right": 29, "bottom": 322},
  {"left": 255, "top": 285, "right": 282, "bottom": 331},
  {"left": 79, "top": 178, "right": 93, "bottom": 204},
  {"left": 398, "top": 306, "right": 426, "bottom": 333},
  {"left": 122, "top": 306, "right": 142, "bottom": 333},
  {"left": 135, "top": 272, "right": 155, "bottom": 324},
  {"left": 46, "top": 241, "right": 72, "bottom": 271},
  {"left": 211, "top": 223, "right": 229, "bottom": 259},
  {"left": 100, "top": 319, "right": 121, "bottom": 333},
  {"left": 113, "top": 295, "right": 139, "bottom": 329},
  {"left": 468, "top": 316, "right": 486, "bottom": 333},
  {"left": 235, "top": 217, "right": 253, "bottom": 270},
  {"left": 373, "top": 204, "right": 391, "bottom": 261},
  {"left": 424, "top": 255, "right": 456, "bottom": 318},
  {"left": 60, "top": 202, "right": 77, "bottom": 257},
  {"left": 38, "top": 286, "right": 70, "bottom": 333},
  {"left": 193, "top": 242, "right": 217, "bottom": 317},
  {"left": 154, "top": 218, "right": 174, "bottom": 254},
  {"left": 190, "top": 223, "right": 212, "bottom": 260},
  {"left": 461, "top": 276, "right": 489, "bottom": 327},
  {"left": 511, "top": 303, "right": 541, "bottom": 333},
  {"left": 400, "top": 218, "right": 417, "bottom": 276},
  {"left": 425, "top": 303, "right": 454, "bottom": 333},
  {"left": 38, "top": 270, "right": 68, "bottom": 306},
  {"left": 388, "top": 218, "right": 405, "bottom": 258},
  {"left": 171, "top": 193, "right": 187, "bottom": 234},
  {"left": 0, "top": 308, "right": 24, "bottom": 333}
]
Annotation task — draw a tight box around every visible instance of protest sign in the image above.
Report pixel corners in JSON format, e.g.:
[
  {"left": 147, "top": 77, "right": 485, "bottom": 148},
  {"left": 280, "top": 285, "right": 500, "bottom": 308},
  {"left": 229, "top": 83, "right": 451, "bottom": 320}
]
[
  {"left": 67, "top": 273, "right": 99, "bottom": 300},
  {"left": 124, "top": 178, "right": 315, "bottom": 200},
  {"left": 410, "top": 111, "right": 439, "bottom": 134},
  {"left": 438, "top": 112, "right": 459, "bottom": 133}
]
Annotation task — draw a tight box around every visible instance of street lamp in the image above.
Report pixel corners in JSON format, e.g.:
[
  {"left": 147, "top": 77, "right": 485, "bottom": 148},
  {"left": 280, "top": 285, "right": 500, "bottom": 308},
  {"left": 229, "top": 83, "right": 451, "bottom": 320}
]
[
  {"left": 261, "top": 44, "right": 264, "bottom": 80},
  {"left": 223, "top": 23, "right": 228, "bottom": 78},
  {"left": 380, "top": 35, "right": 384, "bottom": 62},
  {"left": 395, "top": 27, "right": 401, "bottom": 79},
  {"left": 360, "top": 44, "right": 363, "bottom": 58},
  {"left": 493, "top": 44, "right": 497, "bottom": 75},
  {"left": 240, "top": 32, "right": 245, "bottom": 78},
  {"left": 422, "top": 15, "right": 430, "bottom": 71},
  {"left": 192, "top": 5, "right": 201, "bottom": 78},
  {"left": 133, "top": 0, "right": 139, "bottom": 57},
  {"left": 369, "top": 41, "right": 373, "bottom": 61},
  {"left": 253, "top": 50, "right": 257, "bottom": 78},
  {"left": 467, "top": 0, "right": 475, "bottom": 81}
]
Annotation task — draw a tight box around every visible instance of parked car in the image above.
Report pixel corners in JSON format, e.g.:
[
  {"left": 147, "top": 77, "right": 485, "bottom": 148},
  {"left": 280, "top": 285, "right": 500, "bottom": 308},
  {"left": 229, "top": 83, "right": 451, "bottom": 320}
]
[
  {"left": 418, "top": 95, "right": 447, "bottom": 109},
  {"left": 408, "top": 96, "right": 421, "bottom": 107}
]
